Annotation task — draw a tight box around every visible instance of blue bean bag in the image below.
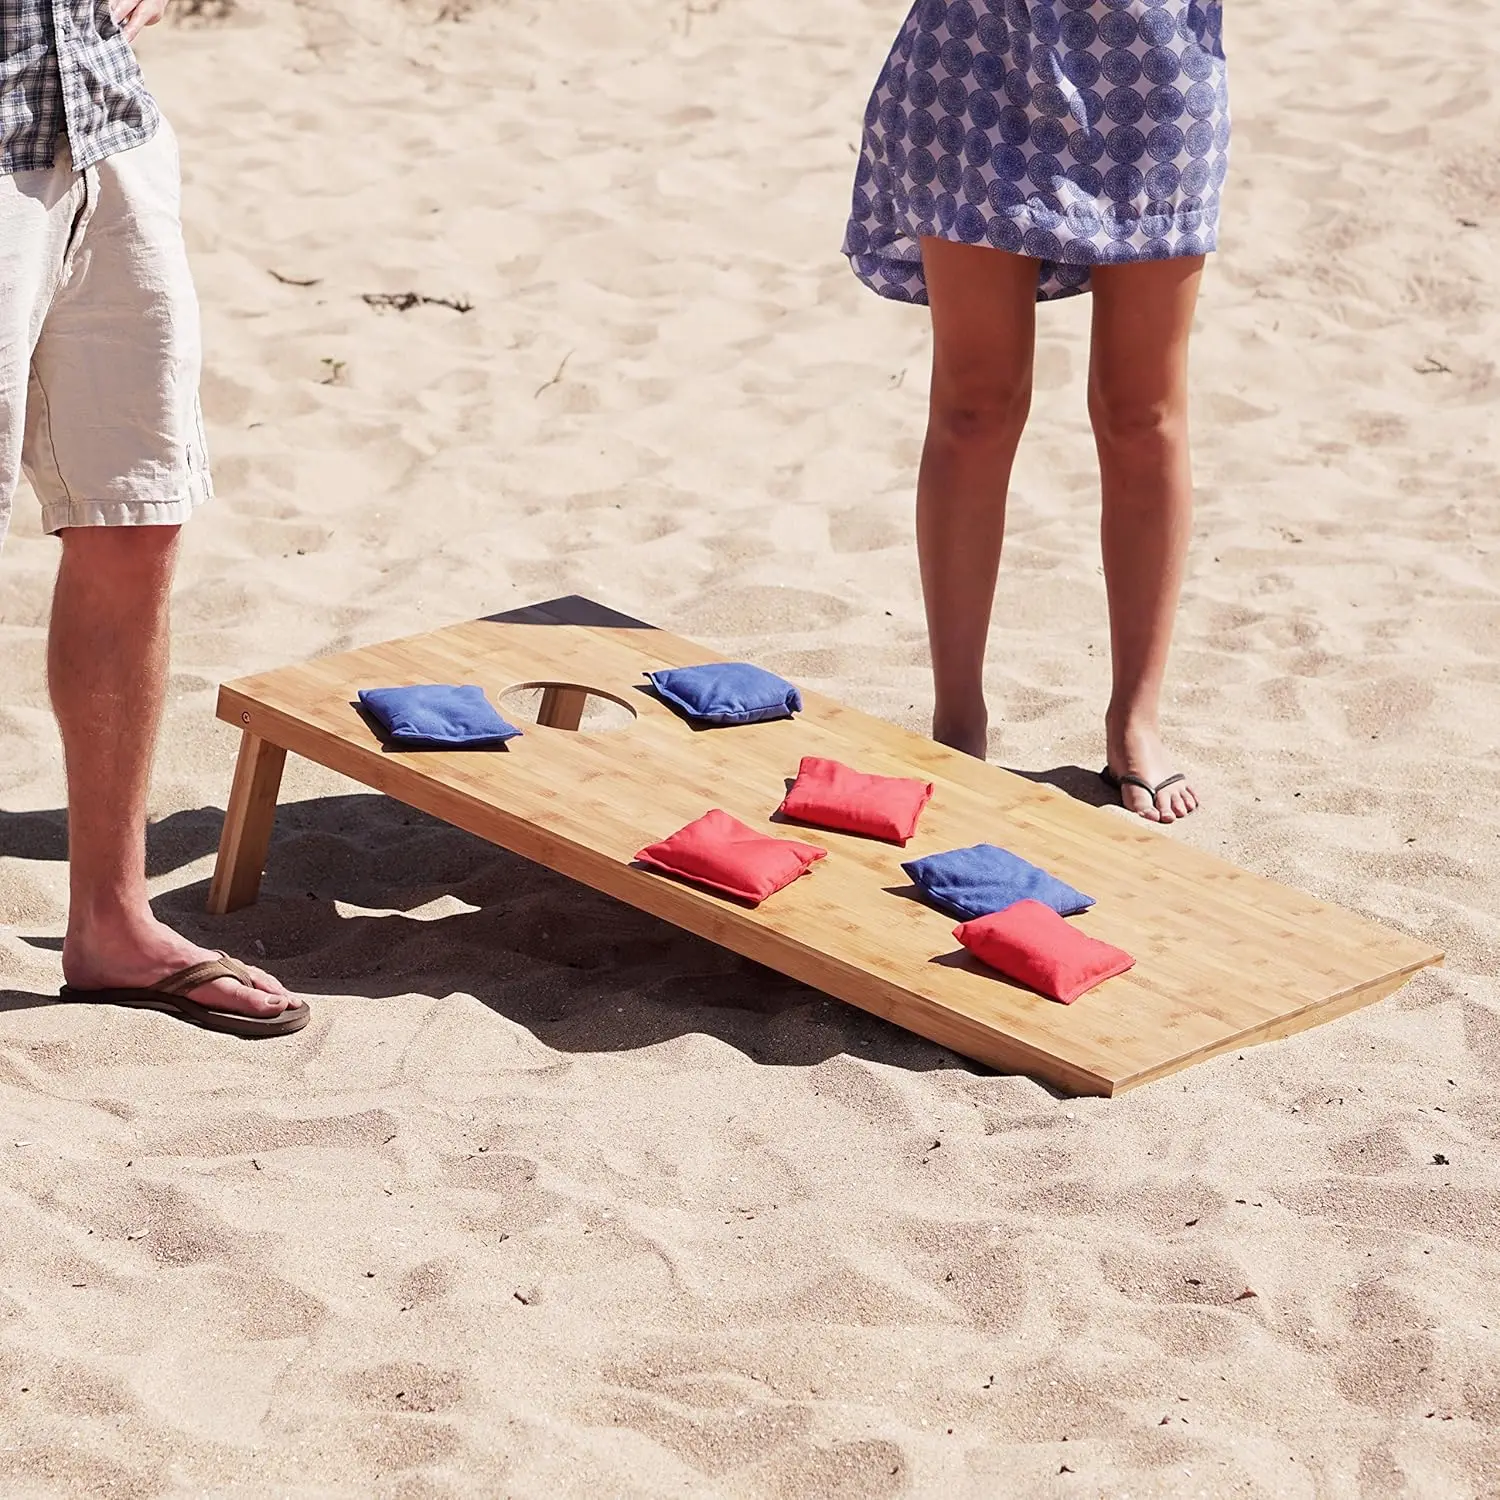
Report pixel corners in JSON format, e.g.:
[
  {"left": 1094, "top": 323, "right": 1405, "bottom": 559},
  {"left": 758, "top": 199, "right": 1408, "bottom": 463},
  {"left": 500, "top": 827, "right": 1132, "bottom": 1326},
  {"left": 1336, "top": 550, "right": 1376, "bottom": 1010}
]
[
  {"left": 358, "top": 685, "right": 521, "bottom": 749},
  {"left": 647, "top": 663, "right": 802, "bottom": 726},
  {"left": 902, "top": 843, "right": 1094, "bottom": 921}
]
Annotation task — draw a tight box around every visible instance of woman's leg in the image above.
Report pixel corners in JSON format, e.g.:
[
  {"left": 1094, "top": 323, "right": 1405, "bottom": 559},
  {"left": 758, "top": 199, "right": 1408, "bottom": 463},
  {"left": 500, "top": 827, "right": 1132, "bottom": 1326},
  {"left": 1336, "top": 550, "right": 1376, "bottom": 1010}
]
[
  {"left": 917, "top": 238, "right": 1040, "bottom": 758},
  {"left": 1088, "top": 256, "right": 1204, "bottom": 822}
]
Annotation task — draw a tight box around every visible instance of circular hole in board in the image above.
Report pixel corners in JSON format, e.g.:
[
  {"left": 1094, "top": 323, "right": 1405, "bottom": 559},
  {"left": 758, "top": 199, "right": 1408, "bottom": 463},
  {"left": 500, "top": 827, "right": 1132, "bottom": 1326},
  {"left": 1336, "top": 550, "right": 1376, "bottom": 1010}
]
[{"left": 498, "top": 681, "right": 637, "bottom": 734}]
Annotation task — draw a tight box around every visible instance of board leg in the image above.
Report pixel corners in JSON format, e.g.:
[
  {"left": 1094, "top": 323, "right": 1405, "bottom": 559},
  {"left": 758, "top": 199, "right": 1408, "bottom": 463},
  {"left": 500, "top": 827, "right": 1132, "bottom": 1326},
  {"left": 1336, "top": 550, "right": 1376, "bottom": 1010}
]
[
  {"left": 207, "top": 732, "right": 287, "bottom": 914},
  {"left": 537, "top": 685, "right": 587, "bottom": 731}
]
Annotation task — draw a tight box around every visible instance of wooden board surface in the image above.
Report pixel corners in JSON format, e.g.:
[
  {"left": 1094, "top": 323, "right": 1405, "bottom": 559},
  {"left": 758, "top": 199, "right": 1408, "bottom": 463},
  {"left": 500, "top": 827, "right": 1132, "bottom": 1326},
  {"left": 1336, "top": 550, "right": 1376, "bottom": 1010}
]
[{"left": 214, "top": 595, "right": 1442, "bottom": 1095}]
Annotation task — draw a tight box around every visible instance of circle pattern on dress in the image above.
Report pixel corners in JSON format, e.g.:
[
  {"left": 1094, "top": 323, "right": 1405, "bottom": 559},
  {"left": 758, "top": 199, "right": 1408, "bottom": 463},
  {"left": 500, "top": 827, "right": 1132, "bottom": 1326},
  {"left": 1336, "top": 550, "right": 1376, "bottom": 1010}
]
[{"left": 844, "top": 0, "right": 1228, "bottom": 303}]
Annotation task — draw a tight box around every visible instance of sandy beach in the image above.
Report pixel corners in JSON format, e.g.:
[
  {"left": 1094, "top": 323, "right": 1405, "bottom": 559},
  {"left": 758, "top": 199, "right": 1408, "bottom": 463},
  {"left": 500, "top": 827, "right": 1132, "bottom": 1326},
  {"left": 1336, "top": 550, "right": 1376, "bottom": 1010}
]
[{"left": 1, "top": 0, "right": 1498, "bottom": 1493}]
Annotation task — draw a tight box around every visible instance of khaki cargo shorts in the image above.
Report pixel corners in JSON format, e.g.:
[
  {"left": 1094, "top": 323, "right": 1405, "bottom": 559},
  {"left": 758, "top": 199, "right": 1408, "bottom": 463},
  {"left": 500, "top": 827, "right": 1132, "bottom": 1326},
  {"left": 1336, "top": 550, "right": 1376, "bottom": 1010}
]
[{"left": 0, "top": 116, "right": 212, "bottom": 549}]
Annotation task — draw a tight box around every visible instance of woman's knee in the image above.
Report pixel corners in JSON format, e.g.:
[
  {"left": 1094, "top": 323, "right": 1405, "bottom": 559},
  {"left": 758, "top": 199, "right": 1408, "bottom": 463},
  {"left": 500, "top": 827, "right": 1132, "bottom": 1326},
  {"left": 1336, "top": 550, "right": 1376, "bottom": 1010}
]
[
  {"left": 928, "top": 363, "right": 1033, "bottom": 447},
  {"left": 1087, "top": 380, "right": 1187, "bottom": 457}
]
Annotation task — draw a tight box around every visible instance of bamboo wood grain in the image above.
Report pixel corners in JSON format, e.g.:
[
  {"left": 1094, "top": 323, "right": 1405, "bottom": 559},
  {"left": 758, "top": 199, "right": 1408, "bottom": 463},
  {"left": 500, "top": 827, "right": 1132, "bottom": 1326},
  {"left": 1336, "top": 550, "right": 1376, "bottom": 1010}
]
[
  {"left": 206, "top": 597, "right": 1443, "bottom": 1094},
  {"left": 536, "top": 684, "right": 588, "bottom": 731},
  {"left": 207, "top": 731, "right": 286, "bottom": 915}
]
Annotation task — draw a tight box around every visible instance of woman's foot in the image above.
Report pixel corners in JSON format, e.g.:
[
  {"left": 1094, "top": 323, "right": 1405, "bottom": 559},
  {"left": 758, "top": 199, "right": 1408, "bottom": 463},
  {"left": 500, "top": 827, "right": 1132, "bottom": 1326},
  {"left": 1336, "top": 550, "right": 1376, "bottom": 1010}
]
[
  {"left": 932, "top": 709, "right": 989, "bottom": 761},
  {"left": 1104, "top": 718, "right": 1198, "bottom": 823}
]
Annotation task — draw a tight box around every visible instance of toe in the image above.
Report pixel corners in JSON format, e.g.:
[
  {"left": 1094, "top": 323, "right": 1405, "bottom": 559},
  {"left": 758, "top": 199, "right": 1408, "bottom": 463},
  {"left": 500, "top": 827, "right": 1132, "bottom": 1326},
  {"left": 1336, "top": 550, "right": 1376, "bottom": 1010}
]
[
  {"left": 242, "top": 964, "right": 292, "bottom": 999},
  {"left": 191, "top": 976, "right": 295, "bottom": 1018}
]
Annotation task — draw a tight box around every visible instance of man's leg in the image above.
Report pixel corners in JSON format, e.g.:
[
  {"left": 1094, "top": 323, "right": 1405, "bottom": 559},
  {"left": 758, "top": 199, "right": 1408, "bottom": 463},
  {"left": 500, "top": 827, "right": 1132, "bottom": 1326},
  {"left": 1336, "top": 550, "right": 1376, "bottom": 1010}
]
[
  {"left": 28, "top": 119, "right": 298, "bottom": 1022},
  {"left": 51, "top": 523, "right": 295, "bottom": 1016}
]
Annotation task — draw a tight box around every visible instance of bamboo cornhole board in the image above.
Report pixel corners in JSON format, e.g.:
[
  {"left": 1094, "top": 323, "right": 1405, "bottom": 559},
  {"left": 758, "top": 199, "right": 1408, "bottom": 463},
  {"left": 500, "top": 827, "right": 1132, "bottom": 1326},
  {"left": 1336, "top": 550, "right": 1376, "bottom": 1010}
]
[{"left": 207, "top": 595, "right": 1441, "bottom": 1096}]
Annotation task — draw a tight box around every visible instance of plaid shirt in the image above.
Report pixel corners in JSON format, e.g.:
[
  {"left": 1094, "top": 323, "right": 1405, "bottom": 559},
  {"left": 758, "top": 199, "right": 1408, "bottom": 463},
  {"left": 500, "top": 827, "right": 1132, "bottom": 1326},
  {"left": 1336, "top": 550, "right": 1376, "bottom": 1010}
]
[{"left": 0, "top": 0, "right": 157, "bottom": 175}]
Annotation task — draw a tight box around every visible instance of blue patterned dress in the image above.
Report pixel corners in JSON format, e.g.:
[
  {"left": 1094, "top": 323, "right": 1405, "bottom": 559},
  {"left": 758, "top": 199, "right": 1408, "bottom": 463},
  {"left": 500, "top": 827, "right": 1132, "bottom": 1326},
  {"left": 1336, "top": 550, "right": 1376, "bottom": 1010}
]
[{"left": 844, "top": 0, "right": 1229, "bottom": 303}]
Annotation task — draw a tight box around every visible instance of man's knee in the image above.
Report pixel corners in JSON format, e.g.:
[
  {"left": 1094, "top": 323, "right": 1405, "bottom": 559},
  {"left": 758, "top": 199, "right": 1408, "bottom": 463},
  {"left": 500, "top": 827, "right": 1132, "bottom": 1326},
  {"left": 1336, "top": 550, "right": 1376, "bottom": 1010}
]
[
  {"left": 57, "top": 524, "right": 182, "bottom": 597},
  {"left": 58, "top": 523, "right": 182, "bottom": 568}
]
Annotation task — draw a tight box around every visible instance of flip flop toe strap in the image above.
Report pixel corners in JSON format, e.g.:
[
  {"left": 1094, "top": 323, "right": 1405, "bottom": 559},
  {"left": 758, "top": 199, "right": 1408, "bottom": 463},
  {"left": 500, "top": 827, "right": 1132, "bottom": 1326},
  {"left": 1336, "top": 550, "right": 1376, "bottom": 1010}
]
[
  {"left": 1104, "top": 767, "right": 1188, "bottom": 802},
  {"left": 154, "top": 953, "right": 255, "bottom": 999}
]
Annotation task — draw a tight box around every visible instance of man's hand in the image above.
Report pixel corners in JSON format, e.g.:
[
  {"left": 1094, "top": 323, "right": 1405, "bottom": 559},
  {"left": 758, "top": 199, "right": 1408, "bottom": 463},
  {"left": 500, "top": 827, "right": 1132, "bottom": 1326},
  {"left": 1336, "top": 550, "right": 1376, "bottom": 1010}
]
[{"left": 111, "top": 0, "right": 170, "bottom": 42}]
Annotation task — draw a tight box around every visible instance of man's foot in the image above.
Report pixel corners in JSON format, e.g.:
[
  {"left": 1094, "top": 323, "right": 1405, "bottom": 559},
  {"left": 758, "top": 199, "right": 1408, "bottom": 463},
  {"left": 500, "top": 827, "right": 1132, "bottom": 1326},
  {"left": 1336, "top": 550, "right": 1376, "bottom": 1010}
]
[
  {"left": 62, "top": 913, "right": 296, "bottom": 1019},
  {"left": 932, "top": 709, "right": 989, "bottom": 761},
  {"left": 1104, "top": 719, "right": 1198, "bottom": 823}
]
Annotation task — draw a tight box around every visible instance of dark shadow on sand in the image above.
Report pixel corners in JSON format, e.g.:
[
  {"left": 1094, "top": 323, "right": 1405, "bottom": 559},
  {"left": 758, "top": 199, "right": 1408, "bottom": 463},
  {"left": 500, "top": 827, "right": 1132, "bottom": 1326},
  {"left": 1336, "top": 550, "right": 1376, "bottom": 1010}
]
[
  {"left": 1004, "top": 763, "right": 1117, "bottom": 809},
  {"left": 0, "top": 989, "right": 65, "bottom": 1014},
  {"left": 1, "top": 804, "right": 231, "bottom": 880},
  {"left": 1, "top": 789, "right": 1066, "bottom": 1086},
  {"left": 480, "top": 594, "right": 655, "bottom": 630}
]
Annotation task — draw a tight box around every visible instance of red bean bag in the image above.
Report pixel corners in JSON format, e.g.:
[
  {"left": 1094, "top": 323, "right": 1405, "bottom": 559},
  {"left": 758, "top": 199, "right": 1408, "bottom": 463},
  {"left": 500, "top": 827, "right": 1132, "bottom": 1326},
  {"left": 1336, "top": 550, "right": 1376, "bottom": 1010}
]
[
  {"left": 777, "top": 756, "right": 934, "bottom": 845},
  {"left": 954, "top": 900, "right": 1134, "bottom": 1004},
  {"left": 636, "top": 809, "right": 827, "bottom": 905}
]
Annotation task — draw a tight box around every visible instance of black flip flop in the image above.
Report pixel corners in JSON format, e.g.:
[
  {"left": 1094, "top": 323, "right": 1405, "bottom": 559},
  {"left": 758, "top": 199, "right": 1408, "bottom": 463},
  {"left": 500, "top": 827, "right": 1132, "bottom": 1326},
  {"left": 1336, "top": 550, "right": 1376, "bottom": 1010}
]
[
  {"left": 1101, "top": 766, "right": 1188, "bottom": 814},
  {"left": 59, "top": 952, "right": 310, "bottom": 1039}
]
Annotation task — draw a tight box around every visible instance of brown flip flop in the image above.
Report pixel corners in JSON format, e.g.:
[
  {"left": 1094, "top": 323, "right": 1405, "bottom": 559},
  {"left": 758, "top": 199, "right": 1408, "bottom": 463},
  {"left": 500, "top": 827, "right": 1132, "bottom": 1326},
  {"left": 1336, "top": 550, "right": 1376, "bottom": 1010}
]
[{"left": 59, "top": 952, "right": 310, "bottom": 1038}]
